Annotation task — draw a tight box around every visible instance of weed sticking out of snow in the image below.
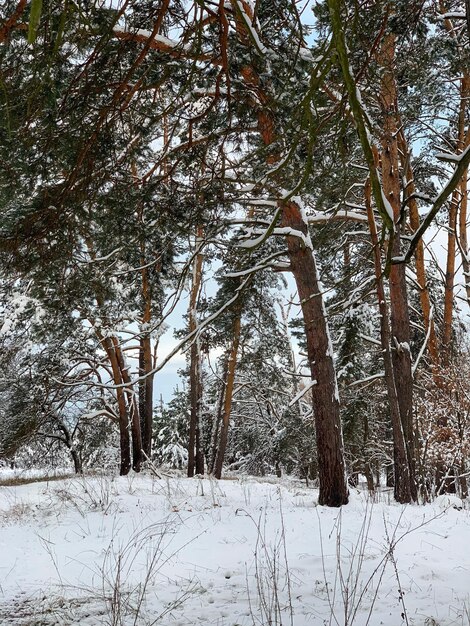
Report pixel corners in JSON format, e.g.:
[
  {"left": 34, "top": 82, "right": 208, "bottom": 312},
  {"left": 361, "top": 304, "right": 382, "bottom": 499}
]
[
  {"left": 1, "top": 474, "right": 470, "bottom": 625},
  {"left": 51, "top": 475, "right": 119, "bottom": 517},
  {"left": 93, "top": 522, "right": 200, "bottom": 626}
]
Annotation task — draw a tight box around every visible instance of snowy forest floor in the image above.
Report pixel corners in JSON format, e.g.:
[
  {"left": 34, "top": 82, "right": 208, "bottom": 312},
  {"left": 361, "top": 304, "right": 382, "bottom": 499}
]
[{"left": 0, "top": 471, "right": 469, "bottom": 626}]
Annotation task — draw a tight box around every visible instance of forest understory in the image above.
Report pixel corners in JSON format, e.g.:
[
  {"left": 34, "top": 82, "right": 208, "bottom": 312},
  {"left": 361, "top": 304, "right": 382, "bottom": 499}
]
[
  {"left": 1, "top": 0, "right": 470, "bottom": 621},
  {"left": 1, "top": 469, "right": 469, "bottom": 626}
]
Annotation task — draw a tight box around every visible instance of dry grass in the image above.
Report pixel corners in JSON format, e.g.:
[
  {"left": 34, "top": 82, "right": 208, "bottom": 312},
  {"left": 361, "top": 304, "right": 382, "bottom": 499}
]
[{"left": 0, "top": 473, "right": 75, "bottom": 487}]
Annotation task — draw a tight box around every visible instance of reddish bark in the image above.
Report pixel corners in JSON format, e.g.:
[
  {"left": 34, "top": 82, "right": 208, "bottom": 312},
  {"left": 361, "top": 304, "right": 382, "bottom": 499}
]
[
  {"left": 213, "top": 311, "right": 242, "bottom": 480},
  {"left": 112, "top": 336, "right": 143, "bottom": 472},
  {"left": 225, "top": 0, "right": 348, "bottom": 505},
  {"left": 281, "top": 202, "right": 348, "bottom": 506},
  {"left": 365, "top": 181, "right": 412, "bottom": 503},
  {"left": 378, "top": 33, "right": 417, "bottom": 500},
  {"left": 397, "top": 129, "right": 440, "bottom": 377}
]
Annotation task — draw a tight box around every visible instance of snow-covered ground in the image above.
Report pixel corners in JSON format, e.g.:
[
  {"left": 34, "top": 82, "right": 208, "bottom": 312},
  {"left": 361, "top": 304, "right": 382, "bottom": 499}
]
[{"left": 0, "top": 471, "right": 469, "bottom": 625}]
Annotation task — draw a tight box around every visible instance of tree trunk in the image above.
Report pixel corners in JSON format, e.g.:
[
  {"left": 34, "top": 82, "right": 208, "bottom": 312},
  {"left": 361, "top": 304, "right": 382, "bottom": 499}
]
[
  {"left": 281, "top": 201, "right": 348, "bottom": 507},
  {"left": 227, "top": 0, "right": 348, "bottom": 505},
  {"left": 208, "top": 358, "right": 228, "bottom": 474},
  {"left": 188, "top": 225, "right": 205, "bottom": 477},
  {"left": 459, "top": 154, "right": 470, "bottom": 304},
  {"left": 437, "top": 73, "right": 469, "bottom": 491},
  {"left": 444, "top": 73, "right": 470, "bottom": 360},
  {"left": 379, "top": 32, "right": 417, "bottom": 501},
  {"left": 366, "top": 180, "right": 412, "bottom": 503},
  {"left": 213, "top": 311, "right": 242, "bottom": 479},
  {"left": 85, "top": 239, "right": 133, "bottom": 477},
  {"left": 442, "top": 193, "right": 459, "bottom": 367},
  {"left": 397, "top": 128, "right": 440, "bottom": 376},
  {"left": 139, "top": 334, "right": 154, "bottom": 458},
  {"left": 71, "top": 447, "right": 83, "bottom": 475},
  {"left": 59, "top": 422, "right": 83, "bottom": 475},
  {"left": 138, "top": 232, "right": 155, "bottom": 459},
  {"left": 99, "top": 334, "right": 131, "bottom": 475},
  {"left": 113, "top": 336, "right": 143, "bottom": 472}
]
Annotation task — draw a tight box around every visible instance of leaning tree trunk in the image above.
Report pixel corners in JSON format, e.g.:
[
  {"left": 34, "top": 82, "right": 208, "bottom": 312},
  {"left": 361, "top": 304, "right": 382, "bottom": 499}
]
[
  {"left": 99, "top": 333, "right": 131, "bottom": 475},
  {"left": 113, "top": 336, "right": 143, "bottom": 472},
  {"left": 228, "top": 0, "right": 348, "bottom": 506},
  {"left": 366, "top": 181, "right": 412, "bottom": 503},
  {"left": 281, "top": 202, "right": 349, "bottom": 506},
  {"left": 213, "top": 310, "right": 242, "bottom": 480},
  {"left": 85, "top": 238, "right": 133, "bottom": 476},
  {"left": 378, "top": 32, "right": 417, "bottom": 501}
]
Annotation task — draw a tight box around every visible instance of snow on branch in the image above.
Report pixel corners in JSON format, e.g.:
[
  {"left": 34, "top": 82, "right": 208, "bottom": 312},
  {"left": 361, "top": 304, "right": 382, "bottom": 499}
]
[
  {"left": 75, "top": 272, "right": 255, "bottom": 393},
  {"left": 113, "top": 25, "right": 189, "bottom": 53},
  {"left": 232, "top": 0, "right": 268, "bottom": 56},
  {"left": 237, "top": 206, "right": 282, "bottom": 251},
  {"left": 412, "top": 306, "right": 434, "bottom": 377},
  {"left": 438, "top": 12, "right": 466, "bottom": 20},
  {"left": 288, "top": 380, "right": 317, "bottom": 406},
  {"left": 307, "top": 209, "right": 369, "bottom": 224},
  {"left": 225, "top": 250, "right": 290, "bottom": 278},
  {"left": 394, "top": 144, "right": 470, "bottom": 264},
  {"left": 265, "top": 226, "right": 312, "bottom": 247},
  {"left": 435, "top": 147, "right": 470, "bottom": 163},
  {"left": 348, "top": 372, "right": 385, "bottom": 387}
]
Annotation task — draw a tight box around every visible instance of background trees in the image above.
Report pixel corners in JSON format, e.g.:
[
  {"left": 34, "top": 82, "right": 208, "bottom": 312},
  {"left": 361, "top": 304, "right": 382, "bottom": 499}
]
[{"left": 0, "top": 0, "right": 469, "bottom": 504}]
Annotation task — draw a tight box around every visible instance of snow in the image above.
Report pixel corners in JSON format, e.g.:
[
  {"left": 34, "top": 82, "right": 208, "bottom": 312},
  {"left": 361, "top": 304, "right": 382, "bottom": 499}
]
[
  {"left": 307, "top": 210, "right": 369, "bottom": 224},
  {"left": 438, "top": 12, "right": 466, "bottom": 20},
  {"left": 233, "top": 0, "right": 268, "bottom": 56},
  {"left": 0, "top": 291, "right": 45, "bottom": 338},
  {"left": 113, "top": 26, "right": 191, "bottom": 52},
  {"left": 297, "top": 48, "right": 321, "bottom": 64},
  {"left": 288, "top": 380, "right": 317, "bottom": 406},
  {"left": 1, "top": 473, "right": 469, "bottom": 625},
  {"left": 433, "top": 494, "right": 464, "bottom": 510},
  {"left": 435, "top": 145, "right": 470, "bottom": 163},
  {"left": 380, "top": 188, "right": 395, "bottom": 222}
]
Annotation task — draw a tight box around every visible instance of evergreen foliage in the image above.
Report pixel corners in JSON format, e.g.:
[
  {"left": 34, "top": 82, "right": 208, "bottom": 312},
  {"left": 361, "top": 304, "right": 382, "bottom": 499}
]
[{"left": 0, "top": 0, "right": 469, "bottom": 502}]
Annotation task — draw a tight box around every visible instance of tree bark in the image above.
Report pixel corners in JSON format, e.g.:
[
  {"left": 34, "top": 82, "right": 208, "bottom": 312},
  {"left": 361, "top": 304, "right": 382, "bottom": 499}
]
[
  {"left": 378, "top": 32, "right": 417, "bottom": 501},
  {"left": 112, "top": 336, "right": 143, "bottom": 472},
  {"left": 58, "top": 422, "right": 83, "bottom": 475},
  {"left": 366, "top": 180, "right": 412, "bottom": 503},
  {"left": 397, "top": 128, "right": 440, "bottom": 376},
  {"left": 136, "top": 170, "right": 155, "bottom": 460},
  {"left": 228, "top": 0, "right": 348, "bottom": 505},
  {"left": 213, "top": 311, "right": 242, "bottom": 480},
  {"left": 70, "top": 447, "right": 83, "bottom": 475},
  {"left": 139, "top": 334, "right": 154, "bottom": 458},
  {"left": 208, "top": 358, "right": 228, "bottom": 474},
  {"left": 99, "top": 334, "right": 131, "bottom": 475},
  {"left": 443, "top": 74, "right": 469, "bottom": 365},
  {"left": 281, "top": 201, "right": 348, "bottom": 506},
  {"left": 437, "top": 71, "right": 469, "bottom": 492},
  {"left": 188, "top": 225, "right": 205, "bottom": 476},
  {"left": 459, "top": 154, "right": 470, "bottom": 305}
]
